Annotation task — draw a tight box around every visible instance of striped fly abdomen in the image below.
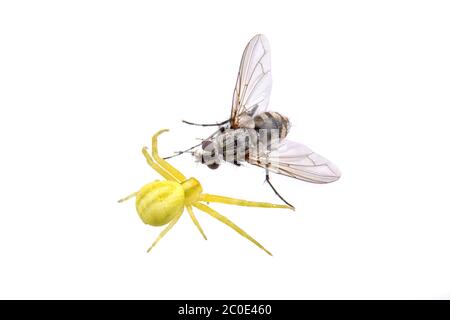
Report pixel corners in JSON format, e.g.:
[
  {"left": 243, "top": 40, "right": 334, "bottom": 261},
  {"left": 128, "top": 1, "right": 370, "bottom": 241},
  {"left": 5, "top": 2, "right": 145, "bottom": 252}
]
[{"left": 254, "top": 112, "right": 290, "bottom": 144}]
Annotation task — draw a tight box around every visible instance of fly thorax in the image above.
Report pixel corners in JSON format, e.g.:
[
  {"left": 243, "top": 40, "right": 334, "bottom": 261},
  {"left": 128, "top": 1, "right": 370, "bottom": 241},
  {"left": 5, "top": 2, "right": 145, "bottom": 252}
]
[
  {"left": 192, "top": 149, "right": 203, "bottom": 163},
  {"left": 181, "top": 178, "right": 203, "bottom": 204},
  {"left": 238, "top": 114, "right": 255, "bottom": 128},
  {"left": 216, "top": 129, "right": 256, "bottom": 164}
]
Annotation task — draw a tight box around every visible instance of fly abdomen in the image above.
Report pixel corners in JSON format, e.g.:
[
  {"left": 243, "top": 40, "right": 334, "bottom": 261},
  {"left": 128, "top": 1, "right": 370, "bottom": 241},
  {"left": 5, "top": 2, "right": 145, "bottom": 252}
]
[{"left": 254, "top": 112, "right": 290, "bottom": 143}]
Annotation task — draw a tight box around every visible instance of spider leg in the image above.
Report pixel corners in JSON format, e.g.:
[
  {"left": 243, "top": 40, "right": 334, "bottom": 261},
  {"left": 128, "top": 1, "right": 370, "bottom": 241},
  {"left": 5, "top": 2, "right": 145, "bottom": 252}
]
[
  {"left": 142, "top": 147, "right": 177, "bottom": 181},
  {"left": 186, "top": 205, "right": 207, "bottom": 240},
  {"left": 147, "top": 213, "right": 182, "bottom": 253},
  {"left": 118, "top": 191, "right": 138, "bottom": 203},
  {"left": 151, "top": 130, "right": 186, "bottom": 181},
  {"left": 265, "top": 168, "right": 295, "bottom": 209},
  {"left": 199, "top": 194, "right": 292, "bottom": 210},
  {"left": 119, "top": 147, "right": 176, "bottom": 203},
  {"left": 193, "top": 202, "right": 272, "bottom": 256}
]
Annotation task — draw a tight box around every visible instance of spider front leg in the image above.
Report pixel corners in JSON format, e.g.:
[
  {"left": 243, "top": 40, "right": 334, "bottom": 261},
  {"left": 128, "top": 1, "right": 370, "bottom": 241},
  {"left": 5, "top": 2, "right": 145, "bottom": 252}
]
[
  {"left": 119, "top": 147, "right": 177, "bottom": 204},
  {"left": 142, "top": 147, "right": 177, "bottom": 182},
  {"left": 151, "top": 129, "right": 186, "bottom": 182},
  {"left": 141, "top": 129, "right": 188, "bottom": 183}
]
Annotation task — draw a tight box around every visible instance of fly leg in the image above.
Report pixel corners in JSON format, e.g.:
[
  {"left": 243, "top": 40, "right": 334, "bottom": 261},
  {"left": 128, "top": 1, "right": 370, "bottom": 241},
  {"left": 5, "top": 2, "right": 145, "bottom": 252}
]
[
  {"left": 265, "top": 168, "right": 295, "bottom": 209},
  {"left": 163, "top": 142, "right": 202, "bottom": 160},
  {"left": 182, "top": 118, "right": 231, "bottom": 127},
  {"left": 163, "top": 127, "right": 223, "bottom": 160}
]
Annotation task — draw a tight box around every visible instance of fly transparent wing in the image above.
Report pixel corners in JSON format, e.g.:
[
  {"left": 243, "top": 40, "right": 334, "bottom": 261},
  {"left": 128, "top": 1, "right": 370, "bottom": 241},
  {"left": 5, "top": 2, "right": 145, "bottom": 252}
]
[
  {"left": 230, "top": 34, "right": 272, "bottom": 128},
  {"left": 248, "top": 139, "right": 341, "bottom": 183}
]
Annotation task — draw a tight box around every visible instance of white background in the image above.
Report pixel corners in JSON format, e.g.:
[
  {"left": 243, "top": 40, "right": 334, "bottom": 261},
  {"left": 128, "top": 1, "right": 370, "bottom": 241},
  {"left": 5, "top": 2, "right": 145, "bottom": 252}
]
[{"left": 1, "top": 1, "right": 449, "bottom": 299}]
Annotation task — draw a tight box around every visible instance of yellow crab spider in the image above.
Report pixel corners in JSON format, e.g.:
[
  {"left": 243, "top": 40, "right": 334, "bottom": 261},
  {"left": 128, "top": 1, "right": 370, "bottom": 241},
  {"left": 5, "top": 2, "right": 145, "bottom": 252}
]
[{"left": 119, "top": 129, "right": 293, "bottom": 255}]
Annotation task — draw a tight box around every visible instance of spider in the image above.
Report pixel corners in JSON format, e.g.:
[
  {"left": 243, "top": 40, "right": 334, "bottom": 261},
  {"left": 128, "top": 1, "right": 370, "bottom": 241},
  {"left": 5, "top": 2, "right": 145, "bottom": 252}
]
[{"left": 119, "top": 129, "right": 293, "bottom": 255}]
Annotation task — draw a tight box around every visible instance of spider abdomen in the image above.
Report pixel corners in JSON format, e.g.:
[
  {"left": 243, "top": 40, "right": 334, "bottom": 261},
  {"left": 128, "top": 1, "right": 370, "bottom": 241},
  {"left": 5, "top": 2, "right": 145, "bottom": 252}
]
[{"left": 136, "top": 181, "right": 184, "bottom": 226}]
